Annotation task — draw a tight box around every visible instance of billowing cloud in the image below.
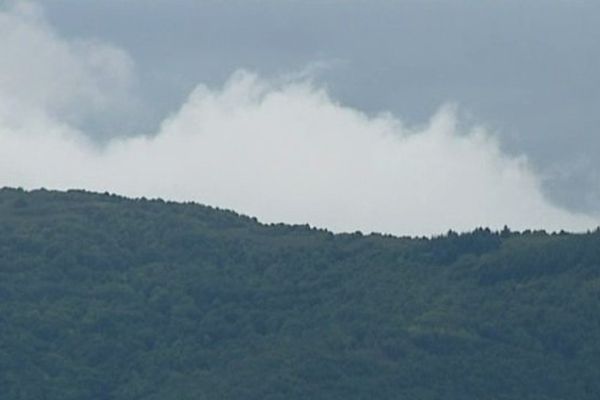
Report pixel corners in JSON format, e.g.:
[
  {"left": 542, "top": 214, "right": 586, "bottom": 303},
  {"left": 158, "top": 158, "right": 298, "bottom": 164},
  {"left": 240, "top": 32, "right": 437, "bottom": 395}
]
[
  {"left": 0, "top": 2, "right": 597, "bottom": 236},
  {"left": 0, "top": 1, "right": 135, "bottom": 133}
]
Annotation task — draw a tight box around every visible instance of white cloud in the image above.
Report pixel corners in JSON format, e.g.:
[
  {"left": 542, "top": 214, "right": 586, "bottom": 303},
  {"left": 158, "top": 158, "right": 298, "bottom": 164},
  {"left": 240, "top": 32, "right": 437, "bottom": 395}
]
[
  {"left": 0, "top": 1, "right": 135, "bottom": 130},
  {"left": 0, "top": 2, "right": 597, "bottom": 236}
]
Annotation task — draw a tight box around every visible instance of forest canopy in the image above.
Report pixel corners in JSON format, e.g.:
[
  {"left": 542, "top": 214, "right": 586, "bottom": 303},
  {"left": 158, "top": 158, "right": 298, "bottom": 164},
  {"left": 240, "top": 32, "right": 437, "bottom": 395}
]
[{"left": 0, "top": 188, "right": 599, "bottom": 400}]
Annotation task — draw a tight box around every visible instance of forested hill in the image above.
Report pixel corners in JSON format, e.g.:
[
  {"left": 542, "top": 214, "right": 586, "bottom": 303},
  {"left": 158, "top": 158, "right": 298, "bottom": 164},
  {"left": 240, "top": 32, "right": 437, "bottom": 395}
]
[{"left": 1, "top": 188, "right": 600, "bottom": 400}]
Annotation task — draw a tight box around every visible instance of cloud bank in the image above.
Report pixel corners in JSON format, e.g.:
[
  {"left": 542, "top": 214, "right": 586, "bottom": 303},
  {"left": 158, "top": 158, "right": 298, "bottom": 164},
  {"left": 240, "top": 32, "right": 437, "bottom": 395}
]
[
  {"left": 0, "top": 2, "right": 597, "bottom": 236},
  {"left": 0, "top": 1, "right": 135, "bottom": 135}
]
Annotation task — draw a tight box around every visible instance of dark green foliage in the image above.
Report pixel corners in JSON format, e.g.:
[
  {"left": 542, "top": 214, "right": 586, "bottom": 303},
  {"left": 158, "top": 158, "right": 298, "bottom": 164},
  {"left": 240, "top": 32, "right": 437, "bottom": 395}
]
[{"left": 0, "top": 187, "right": 599, "bottom": 399}]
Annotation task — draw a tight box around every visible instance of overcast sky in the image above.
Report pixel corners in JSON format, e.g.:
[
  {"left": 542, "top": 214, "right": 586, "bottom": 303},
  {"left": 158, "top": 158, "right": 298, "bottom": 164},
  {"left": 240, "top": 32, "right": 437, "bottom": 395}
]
[{"left": 1, "top": 0, "right": 599, "bottom": 235}]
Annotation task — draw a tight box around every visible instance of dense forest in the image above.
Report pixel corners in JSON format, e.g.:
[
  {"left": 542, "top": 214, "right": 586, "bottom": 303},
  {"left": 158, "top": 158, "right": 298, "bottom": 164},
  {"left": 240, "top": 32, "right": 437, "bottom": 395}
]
[{"left": 1, "top": 187, "right": 599, "bottom": 399}]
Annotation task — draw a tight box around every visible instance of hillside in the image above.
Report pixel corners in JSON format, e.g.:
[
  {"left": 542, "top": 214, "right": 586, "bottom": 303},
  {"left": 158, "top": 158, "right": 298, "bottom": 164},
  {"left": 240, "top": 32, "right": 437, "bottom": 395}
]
[{"left": 1, "top": 188, "right": 599, "bottom": 400}]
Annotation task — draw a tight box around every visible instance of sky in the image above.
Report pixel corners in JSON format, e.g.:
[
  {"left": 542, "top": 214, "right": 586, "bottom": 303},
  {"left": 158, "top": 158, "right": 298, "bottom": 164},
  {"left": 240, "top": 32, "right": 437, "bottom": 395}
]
[{"left": 0, "top": 0, "right": 599, "bottom": 235}]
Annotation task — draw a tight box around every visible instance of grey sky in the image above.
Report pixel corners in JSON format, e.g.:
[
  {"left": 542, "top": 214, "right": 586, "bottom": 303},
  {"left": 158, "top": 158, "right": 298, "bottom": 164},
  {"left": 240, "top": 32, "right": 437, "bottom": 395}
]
[{"left": 10, "top": 0, "right": 600, "bottom": 217}]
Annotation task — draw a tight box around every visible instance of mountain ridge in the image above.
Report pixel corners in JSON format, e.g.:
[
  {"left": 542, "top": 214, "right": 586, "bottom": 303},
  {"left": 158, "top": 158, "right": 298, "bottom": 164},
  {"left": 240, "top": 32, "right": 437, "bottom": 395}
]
[{"left": 1, "top": 187, "right": 599, "bottom": 399}]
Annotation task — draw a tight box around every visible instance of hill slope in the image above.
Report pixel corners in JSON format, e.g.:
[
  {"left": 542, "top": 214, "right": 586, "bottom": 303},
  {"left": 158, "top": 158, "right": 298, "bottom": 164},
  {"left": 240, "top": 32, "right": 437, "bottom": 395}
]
[{"left": 1, "top": 188, "right": 599, "bottom": 399}]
